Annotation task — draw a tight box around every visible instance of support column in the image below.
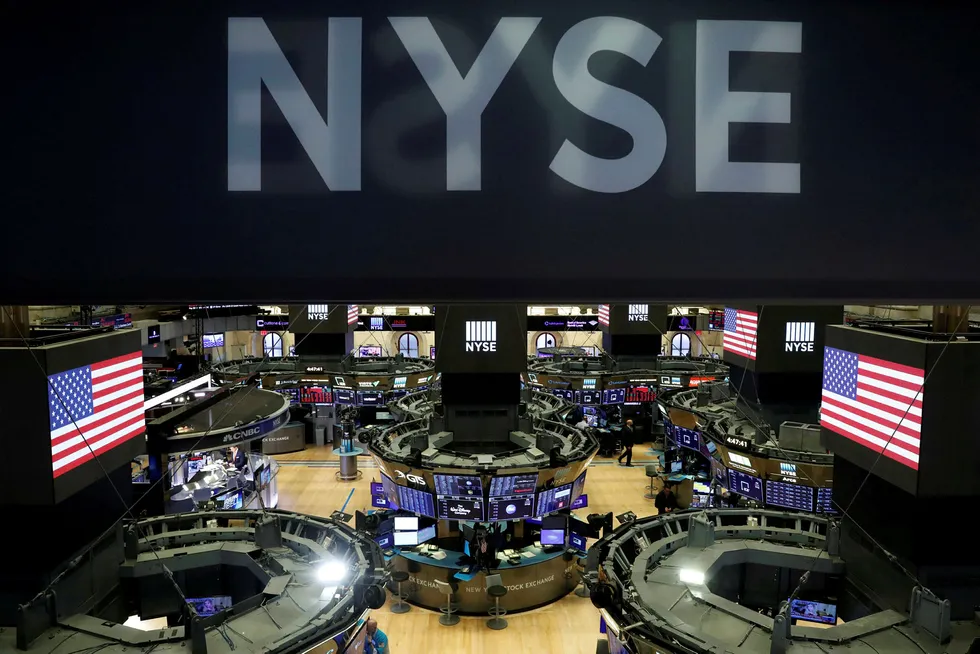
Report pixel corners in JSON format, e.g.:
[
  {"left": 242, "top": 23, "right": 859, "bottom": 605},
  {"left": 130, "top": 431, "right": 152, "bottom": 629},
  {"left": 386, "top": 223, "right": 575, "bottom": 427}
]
[
  {"left": 933, "top": 306, "right": 970, "bottom": 333},
  {"left": 0, "top": 305, "right": 29, "bottom": 339}
]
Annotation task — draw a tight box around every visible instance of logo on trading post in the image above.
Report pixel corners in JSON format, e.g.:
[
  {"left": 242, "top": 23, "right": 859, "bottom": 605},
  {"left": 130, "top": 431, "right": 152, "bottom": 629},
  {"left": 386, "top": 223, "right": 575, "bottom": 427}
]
[
  {"left": 628, "top": 304, "right": 648, "bottom": 322},
  {"left": 370, "top": 317, "right": 385, "bottom": 330},
  {"left": 395, "top": 470, "right": 426, "bottom": 486},
  {"left": 307, "top": 304, "right": 330, "bottom": 320},
  {"left": 465, "top": 321, "right": 497, "bottom": 352},
  {"left": 784, "top": 321, "right": 815, "bottom": 352}
]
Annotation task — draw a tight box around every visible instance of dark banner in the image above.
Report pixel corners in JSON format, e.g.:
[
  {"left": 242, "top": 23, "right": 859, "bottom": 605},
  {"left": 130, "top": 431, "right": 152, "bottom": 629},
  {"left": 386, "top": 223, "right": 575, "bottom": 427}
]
[
  {"left": 606, "top": 305, "right": 669, "bottom": 336},
  {"left": 288, "top": 305, "right": 353, "bottom": 334},
  {"left": 5, "top": 1, "right": 980, "bottom": 303},
  {"left": 434, "top": 304, "right": 528, "bottom": 374},
  {"left": 752, "top": 306, "right": 844, "bottom": 374}
]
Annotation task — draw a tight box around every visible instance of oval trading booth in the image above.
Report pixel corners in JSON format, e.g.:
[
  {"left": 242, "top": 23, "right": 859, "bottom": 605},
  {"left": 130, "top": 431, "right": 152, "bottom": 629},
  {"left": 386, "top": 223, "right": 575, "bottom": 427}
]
[
  {"left": 364, "top": 388, "right": 598, "bottom": 617},
  {"left": 660, "top": 381, "right": 835, "bottom": 514},
  {"left": 143, "top": 385, "right": 291, "bottom": 515}
]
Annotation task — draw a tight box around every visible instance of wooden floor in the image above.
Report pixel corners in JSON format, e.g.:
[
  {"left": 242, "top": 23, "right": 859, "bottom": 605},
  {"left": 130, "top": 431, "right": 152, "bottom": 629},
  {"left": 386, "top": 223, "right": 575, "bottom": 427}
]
[{"left": 274, "top": 445, "right": 665, "bottom": 654}]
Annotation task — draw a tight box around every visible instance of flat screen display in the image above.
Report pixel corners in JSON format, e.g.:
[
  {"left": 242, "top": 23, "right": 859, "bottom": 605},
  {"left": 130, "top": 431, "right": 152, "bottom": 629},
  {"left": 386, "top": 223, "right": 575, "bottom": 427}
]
[
  {"left": 578, "top": 390, "right": 601, "bottom": 405},
  {"left": 147, "top": 324, "right": 161, "bottom": 343},
  {"left": 626, "top": 384, "right": 656, "bottom": 403},
  {"left": 570, "top": 494, "right": 588, "bottom": 510},
  {"left": 675, "top": 426, "right": 701, "bottom": 451},
  {"left": 488, "top": 495, "right": 534, "bottom": 521},
  {"left": 712, "top": 459, "right": 728, "bottom": 485},
  {"left": 370, "top": 481, "right": 384, "bottom": 496},
  {"left": 202, "top": 333, "right": 224, "bottom": 348},
  {"left": 359, "top": 345, "right": 382, "bottom": 357},
  {"left": 375, "top": 534, "right": 393, "bottom": 550},
  {"left": 569, "top": 533, "right": 588, "bottom": 551},
  {"left": 396, "top": 485, "right": 436, "bottom": 518},
  {"left": 220, "top": 490, "right": 243, "bottom": 510},
  {"left": 535, "top": 483, "right": 573, "bottom": 516},
  {"left": 394, "top": 516, "right": 418, "bottom": 531},
  {"left": 434, "top": 474, "right": 482, "bottom": 498},
  {"left": 259, "top": 466, "right": 271, "bottom": 487},
  {"left": 187, "top": 596, "right": 232, "bottom": 617},
  {"left": 728, "top": 469, "right": 764, "bottom": 502},
  {"left": 357, "top": 390, "right": 383, "bottom": 405},
  {"left": 394, "top": 531, "right": 419, "bottom": 546},
  {"left": 418, "top": 524, "right": 437, "bottom": 544},
  {"left": 300, "top": 386, "right": 332, "bottom": 404},
  {"left": 790, "top": 599, "right": 837, "bottom": 625},
  {"left": 765, "top": 480, "right": 815, "bottom": 512},
  {"left": 816, "top": 487, "right": 837, "bottom": 514},
  {"left": 371, "top": 494, "right": 389, "bottom": 509},
  {"left": 334, "top": 389, "right": 355, "bottom": 405},
  {"left": 603, "top": 388, "right": 626, "bottom": 404},
  {"left": 541, "top": 529, "right": 565, "bottom": 546},
  {"left": 380, "top": 473, "right": 399, "bottom": 510},
  {"left": 572, "top": 472, "right": 586, "bottom": 500},
  {"left": 489, "top": 474, "right": 537, "bottom": 497},
  {"left": 437, "top": 496, "right": 485, "bottom": 521}
]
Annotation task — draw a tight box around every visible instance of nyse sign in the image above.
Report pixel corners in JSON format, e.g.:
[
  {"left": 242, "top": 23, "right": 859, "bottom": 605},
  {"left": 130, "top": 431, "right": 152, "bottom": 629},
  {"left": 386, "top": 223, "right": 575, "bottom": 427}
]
[{"left": 228, "top": 17, "right": 801, "bottom": 195}]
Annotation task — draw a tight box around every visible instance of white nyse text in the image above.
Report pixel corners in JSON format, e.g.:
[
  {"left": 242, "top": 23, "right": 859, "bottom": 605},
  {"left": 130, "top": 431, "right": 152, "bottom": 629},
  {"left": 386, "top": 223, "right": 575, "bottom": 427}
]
[{"left": 228, "top": 17, "right": 801, "bottom": 194}]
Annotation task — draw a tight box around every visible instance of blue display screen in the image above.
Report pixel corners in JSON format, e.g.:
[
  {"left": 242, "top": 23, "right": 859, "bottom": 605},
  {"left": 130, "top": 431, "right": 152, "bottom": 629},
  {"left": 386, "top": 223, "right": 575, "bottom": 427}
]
[
  {"left": 765, "top": 480, "right": 814, "bottom": 512},
  {"left": 396, "top": 485, "right": 436, "bottom": 518},
  {"left": 675, "top": 426, "right": 700, "bottom": 451},
  {"left": 535, "top": 483, "right": 573, "bottom": 516},
  {"left": 728, "top": 469, "right": 763, "bottom": 502},
  {"left": 569, "top": 533, "right": 588, "bottom": 551}
]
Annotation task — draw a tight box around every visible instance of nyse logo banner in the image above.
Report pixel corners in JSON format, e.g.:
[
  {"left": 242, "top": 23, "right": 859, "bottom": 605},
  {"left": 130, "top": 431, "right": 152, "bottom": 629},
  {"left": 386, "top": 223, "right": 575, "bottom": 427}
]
[
  {"left": 785, "top": 321, "right": 816, "bottom": 352},
  {"left": 308, "top": 304, "right": 330, "bottom": 321},
  {"left": 465, "top": 321, "right": 497, "bottom": 352},
  {"left": 628, "top": 305, "right": 649, "bottom": 322},
  {"left": 227, "top": 17, "right": 801, "bottom": 195}
]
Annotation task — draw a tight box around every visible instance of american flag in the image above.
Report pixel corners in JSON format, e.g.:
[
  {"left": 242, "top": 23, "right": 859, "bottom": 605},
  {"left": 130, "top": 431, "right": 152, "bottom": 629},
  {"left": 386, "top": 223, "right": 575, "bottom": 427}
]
[
  {"left": 724, "top": 308, "right": 758, "bottom": 360},
  {"left": 48, "top": 352, "right": 145, "bottom": 478},
  {"left": 597, "top": 304, "right": 610, "bottom": 327},
  {"left": 820, "top": 346, "right": 922, "bottom": 469},
  {"left": 347, "top": 305, "right": 359, "bottom": 325}
]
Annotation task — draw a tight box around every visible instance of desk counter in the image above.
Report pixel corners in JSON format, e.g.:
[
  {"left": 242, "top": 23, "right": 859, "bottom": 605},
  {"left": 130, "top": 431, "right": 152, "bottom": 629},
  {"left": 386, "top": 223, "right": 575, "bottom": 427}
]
[{"left": 388, "top": 545, "right": 577, "bottom": 614}]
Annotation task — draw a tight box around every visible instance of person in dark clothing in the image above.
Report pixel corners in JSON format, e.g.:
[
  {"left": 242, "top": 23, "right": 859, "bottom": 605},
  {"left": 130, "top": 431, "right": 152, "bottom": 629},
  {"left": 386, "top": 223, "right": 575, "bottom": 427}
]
[
  {"left": 617, "top": 420, "right": 636, "bottom": 467},
  {"left": 229, "top": 445, "right": 247, "bottom": 471},
  {"left": 654, "top": 485, "right": 678, "bottom": 514}
]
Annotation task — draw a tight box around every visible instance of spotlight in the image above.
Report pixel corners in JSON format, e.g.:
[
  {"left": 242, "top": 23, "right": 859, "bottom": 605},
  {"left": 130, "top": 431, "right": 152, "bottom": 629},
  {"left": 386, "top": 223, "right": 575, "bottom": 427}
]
[
  {"left": 679, "top": 568, "right": 705, "bottom": 585},
  {"left": 316, "top": 560, "right": 348, "bottom": 584}
]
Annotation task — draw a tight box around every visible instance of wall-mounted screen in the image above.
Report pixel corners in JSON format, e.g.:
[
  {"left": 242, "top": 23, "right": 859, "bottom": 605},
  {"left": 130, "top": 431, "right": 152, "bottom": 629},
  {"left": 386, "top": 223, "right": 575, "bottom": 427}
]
[
  {"left": 765, "top": 480, "right": 814, "bottom": 512},
  {"left": 202, "top": 333, "right": 224, "bottom": 348},
  {"left": 728, "top": 469, "right": 763, "bottom": 502}
]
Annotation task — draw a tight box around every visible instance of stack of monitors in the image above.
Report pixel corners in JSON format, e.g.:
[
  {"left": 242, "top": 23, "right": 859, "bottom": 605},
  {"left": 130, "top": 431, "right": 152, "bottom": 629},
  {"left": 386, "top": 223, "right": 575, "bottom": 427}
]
[
  {"left": 370, "top": 481, "right": 390, "bottom": 509},
  {"left": 434, "top": 474, "right": 485, "bottom": 521},
  {"left": 675, "top": 426, "right": 701, "bottom": 452},
  {"left": 488, "top": 473, "right": 536, "bottom": 521}
]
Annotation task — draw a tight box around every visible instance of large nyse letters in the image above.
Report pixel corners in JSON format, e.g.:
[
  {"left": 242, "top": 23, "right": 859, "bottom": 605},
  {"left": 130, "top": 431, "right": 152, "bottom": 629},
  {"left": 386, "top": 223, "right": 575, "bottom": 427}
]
[{"left": 228, "top": 17, "right": 801, "bottom": 195}]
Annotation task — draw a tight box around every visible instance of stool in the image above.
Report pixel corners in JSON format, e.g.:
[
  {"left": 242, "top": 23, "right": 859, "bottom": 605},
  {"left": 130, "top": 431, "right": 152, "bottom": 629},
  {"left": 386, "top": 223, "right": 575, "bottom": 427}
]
[
  {"left": 390, "top": 570, "right": 411, "bottom": 614},
  {"left": 434, "top": 580, "right": 459, "bottom": 626},
  {"left": 644, "top": 465, "right": 659, "bottom": 499},
  {"left": 485, "top": 573, "right": 508, "bottom": 630}
]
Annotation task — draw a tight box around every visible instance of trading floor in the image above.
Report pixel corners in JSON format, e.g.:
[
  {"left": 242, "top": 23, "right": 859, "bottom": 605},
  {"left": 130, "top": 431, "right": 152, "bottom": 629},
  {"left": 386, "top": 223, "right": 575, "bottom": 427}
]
[{"left": 274, "top": 446, "right": 663, "bottom": 654}]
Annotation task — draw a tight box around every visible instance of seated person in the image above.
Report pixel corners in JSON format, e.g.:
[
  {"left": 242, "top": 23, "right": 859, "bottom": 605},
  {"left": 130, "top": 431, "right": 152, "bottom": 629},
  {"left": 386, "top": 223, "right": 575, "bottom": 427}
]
[{"left": 654, "top": 484, "right": 678, "bottom": 514}]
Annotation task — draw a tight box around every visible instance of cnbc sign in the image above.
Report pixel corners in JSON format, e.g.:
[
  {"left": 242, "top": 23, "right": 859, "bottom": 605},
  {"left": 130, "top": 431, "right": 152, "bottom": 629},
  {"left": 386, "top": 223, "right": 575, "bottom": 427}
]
[{"left": 228, "top": 17, "right": 801, "bottom": 195}]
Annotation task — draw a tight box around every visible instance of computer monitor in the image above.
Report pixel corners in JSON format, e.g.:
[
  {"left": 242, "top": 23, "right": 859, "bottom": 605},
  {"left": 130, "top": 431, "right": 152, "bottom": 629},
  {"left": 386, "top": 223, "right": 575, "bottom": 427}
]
[
  {"left": 670, "top": 460, "right": 683, "bottom": 473},
  {"left": 393, "top": 531, "right": 419, "bottom": 546},
  {"left": 370, "top": 481, "right": 384, "bottom": 496},
  {"left": 417, "top": 524, "right": 437, "bottom": 544},
  {"left": 535, "top": 483, "right": 573, "bottom": 516},
  {"left": 569, "top": 533, "right": 588, "bottom": 551},
  {"left": 789, "top": 599, "right": 837, "bottom": 625},
  {"left": 394, "top": 516, "right": 418, "bottom": 531},
  {"left": 187, "top": 596, "right": 232, "bottom": 617},
  {"left": 540, "top": 529, "right": 565, "bottom": 546},
  {"left": 728, "top": 469, "right": 764, "bottom": 502},
  {"left": 765, "top": 480, "right": 815, "bottom": 512},
  {"left": 434, "top": 474, "right": 485, "bottom": 520},
  {"left": 375, "top": 533, "right": 393, "bottom": 549}
]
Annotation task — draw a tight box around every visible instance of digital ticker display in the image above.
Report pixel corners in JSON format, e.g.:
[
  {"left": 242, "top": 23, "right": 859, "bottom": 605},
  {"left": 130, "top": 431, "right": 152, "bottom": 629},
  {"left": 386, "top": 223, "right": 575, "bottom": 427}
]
[
  {"left": 397, "top": 485, "right": 436, "bottom": 518},
  {"left": 765, "top": 480, "right": 814, "bottom": 512},
  {"left": 816, "top": 487, "right": 837, "bottom": 514},
  {"left": 626, "top": 385, "right": 655, "bottom": 403}
]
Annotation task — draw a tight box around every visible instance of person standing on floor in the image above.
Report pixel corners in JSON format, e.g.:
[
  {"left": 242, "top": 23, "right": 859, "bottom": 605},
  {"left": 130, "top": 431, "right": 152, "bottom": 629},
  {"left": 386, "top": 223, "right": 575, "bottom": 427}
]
[
  {"left": 618, "top": 419, "right": 635, "bottom": 467},
  {"left": 364, "top": 618, "right": 390, "bottom": 654}
]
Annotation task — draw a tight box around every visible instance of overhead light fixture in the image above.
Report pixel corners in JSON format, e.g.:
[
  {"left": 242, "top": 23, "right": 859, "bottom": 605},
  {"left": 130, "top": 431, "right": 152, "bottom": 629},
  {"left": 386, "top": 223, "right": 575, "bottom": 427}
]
[{"left": 679, "top": 568, "right": 705, "bottom": 585}]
